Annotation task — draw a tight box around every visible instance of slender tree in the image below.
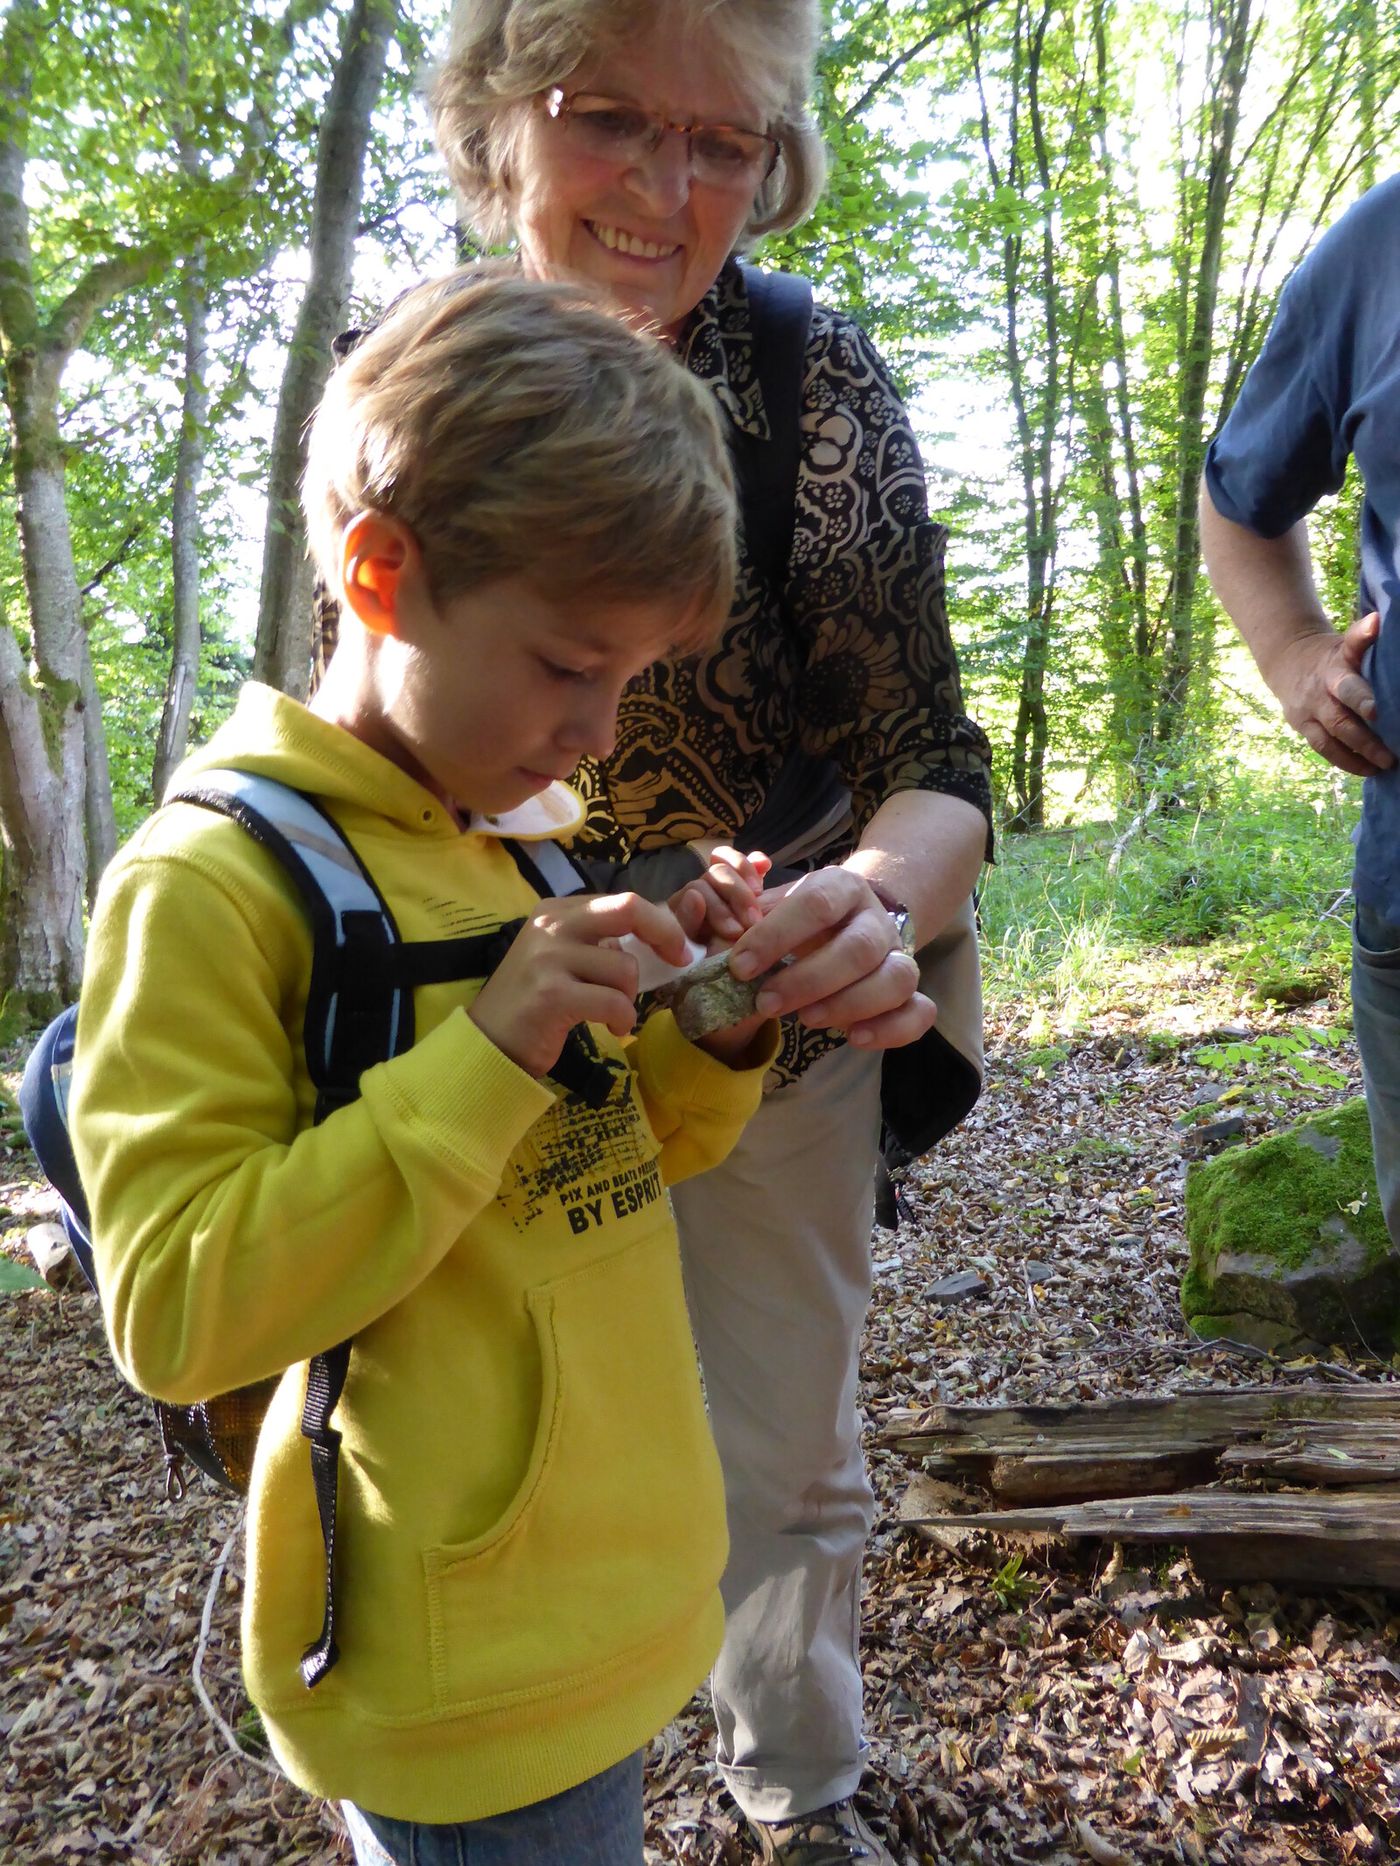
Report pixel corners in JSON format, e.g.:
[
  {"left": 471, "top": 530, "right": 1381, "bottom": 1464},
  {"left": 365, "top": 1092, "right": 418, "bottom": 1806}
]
[
  {"left": 1155, "top": 0, "right": 1254, "bottom": 753},
  {"left": 153, "top": 248, "right": 211, "bottom": 801},
  {"left": 252, "top": 0, "right": 400, "bottom": 699},
  {"left": 153, "top": 14, "right": 213, "bottom": 801}
]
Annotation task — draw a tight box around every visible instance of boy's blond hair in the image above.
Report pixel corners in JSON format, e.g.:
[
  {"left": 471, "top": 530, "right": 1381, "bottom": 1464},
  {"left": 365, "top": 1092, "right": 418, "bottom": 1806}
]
[{"left": 303, "top": 267, "right": 737, "bottom": 648}]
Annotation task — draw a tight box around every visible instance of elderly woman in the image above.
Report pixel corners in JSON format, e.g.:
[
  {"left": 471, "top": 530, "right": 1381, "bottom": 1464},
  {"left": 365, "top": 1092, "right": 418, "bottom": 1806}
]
[{"left": 424, "top": 5, "right": 993, "bottom": 1861}]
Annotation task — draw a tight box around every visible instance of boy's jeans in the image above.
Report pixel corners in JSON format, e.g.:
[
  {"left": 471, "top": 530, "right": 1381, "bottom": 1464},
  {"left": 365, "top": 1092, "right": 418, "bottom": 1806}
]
[
  {"left": 340, "top": 1752, "right": 643, "bottom": 1866},
  {"left": 1352, "top": 903, "right": 1400, "bottom": 1247}
]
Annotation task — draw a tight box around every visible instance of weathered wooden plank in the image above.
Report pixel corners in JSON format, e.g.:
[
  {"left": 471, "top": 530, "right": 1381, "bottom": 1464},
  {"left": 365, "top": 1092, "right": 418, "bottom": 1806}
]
[
  {"left": 1187, "top": 1536, "right": 1400, "bottom": 1590},
  {"left": 1218, "top": 1420, "right": 1400, "bottom": 1486},
  {"left": 901, "top": 1488, "right": 1400, "bottom": 1590},
  {"left": 984, "top": 1448, "right": 1220, "bottom": 1506},
  {"left": 880, "top": 1384, "right": 1400, "bottom": 1463},
  {"left": 882, "top": 1385, "right": 1400, "bottom": 1505}
]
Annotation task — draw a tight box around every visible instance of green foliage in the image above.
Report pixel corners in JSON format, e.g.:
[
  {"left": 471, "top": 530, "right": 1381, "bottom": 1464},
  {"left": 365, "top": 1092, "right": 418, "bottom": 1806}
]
[
  {"left": 2, "top": 0, "right": 453, "bottom": 937},
  {"left": 979, "top": 754, "right": 1357, "bottom": 1018},
  {"left": 988, "top": 1551, "right": 1036, "bottom": 1611},
  {"left": 0, "top": 1259, "right": 47, "bottom": 1295},
  {"left": 899, "top": 0, "right": 1400, "bottom": 825},
  {"left": 1193, "top": 1026, "right": 1350, "bottom": 1100},
  {"left": 234, "top": 1699, "right": 270, "bottom": 1759}
]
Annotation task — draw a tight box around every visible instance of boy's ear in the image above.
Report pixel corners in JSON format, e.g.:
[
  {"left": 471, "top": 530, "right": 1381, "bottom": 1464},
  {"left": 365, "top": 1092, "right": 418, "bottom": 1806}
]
[{"left": 340, "top": 513, "right": 421, "bottom": 638}]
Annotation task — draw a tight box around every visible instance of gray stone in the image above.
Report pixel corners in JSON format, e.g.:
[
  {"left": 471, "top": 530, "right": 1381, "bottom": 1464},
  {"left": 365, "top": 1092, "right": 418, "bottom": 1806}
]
[
  {"left": 1298, "top": 1126, "right": 1342, "bottom": 1161},
  {"left": 927, "top": 1272, "right": 989, "bottom": 1306},
  {"left": 1186, "top": 1310, "right": 1328, "bottom": 1356},
  {"left": 654, "top": 950, "right": 769, "bottom": 1040},
  {"left": 1193, "top": 1114, "right": 1248, "bottom": 1148}
]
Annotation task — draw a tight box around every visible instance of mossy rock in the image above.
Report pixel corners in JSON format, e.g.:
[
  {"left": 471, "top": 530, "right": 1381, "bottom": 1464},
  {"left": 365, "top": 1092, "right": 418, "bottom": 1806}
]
[{"left": 1184, "top": 1097, "right": 1400, "bottom": 1355}]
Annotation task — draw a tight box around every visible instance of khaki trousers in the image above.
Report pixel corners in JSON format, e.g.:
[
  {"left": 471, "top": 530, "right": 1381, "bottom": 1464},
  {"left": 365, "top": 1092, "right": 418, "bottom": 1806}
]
[{"left": 671, "top": 1040, "right": 884, "bottom": 1823}]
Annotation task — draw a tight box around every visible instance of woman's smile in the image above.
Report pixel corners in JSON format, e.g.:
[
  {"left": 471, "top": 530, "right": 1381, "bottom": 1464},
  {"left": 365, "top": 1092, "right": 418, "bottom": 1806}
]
[{"left": 584, "top": 219, "right": 682, "bottom": 261}]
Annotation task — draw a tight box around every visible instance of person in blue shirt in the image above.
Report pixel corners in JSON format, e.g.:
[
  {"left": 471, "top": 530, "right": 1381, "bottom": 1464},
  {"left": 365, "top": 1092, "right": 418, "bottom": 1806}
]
[{"left": 1200, "top": 171, "right": 1400, "bottom": 1245}]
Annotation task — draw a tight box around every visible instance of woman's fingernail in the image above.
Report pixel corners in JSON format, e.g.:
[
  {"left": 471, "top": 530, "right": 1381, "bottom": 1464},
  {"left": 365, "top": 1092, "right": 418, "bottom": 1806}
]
[
  {"left": 731, "top": 952, "right": 757, "bottom": 979},
  {"left": 850, "top": 1027, "right": 873, "bottom": 1046},
  {"left": 755, "top": 989, "right": 780, "bottom": 1014}
]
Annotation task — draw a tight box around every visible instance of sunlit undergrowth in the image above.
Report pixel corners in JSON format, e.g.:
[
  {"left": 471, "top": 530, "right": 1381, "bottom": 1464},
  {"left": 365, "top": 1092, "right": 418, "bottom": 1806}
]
[{"left": 978, "top": 756, "right": 1359, "bottom": 1032}]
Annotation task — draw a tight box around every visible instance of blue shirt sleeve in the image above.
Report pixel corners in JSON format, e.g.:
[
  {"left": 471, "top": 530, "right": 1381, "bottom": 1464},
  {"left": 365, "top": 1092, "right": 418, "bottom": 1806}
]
[{"left": 1203, "top": 247, "right": 1353, "bottom": 539}]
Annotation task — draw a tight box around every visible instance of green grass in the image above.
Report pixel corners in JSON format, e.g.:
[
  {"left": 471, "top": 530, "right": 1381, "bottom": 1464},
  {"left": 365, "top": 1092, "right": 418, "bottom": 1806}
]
[{"left": 978, "top": 764, "right": 1357, "bottom": 1026}]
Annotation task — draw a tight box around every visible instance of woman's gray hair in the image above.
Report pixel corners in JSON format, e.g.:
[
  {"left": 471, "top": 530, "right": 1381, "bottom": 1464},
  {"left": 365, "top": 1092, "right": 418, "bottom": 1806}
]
[{"left": 428, "top": 0, "right": 827, "bottom": 247}]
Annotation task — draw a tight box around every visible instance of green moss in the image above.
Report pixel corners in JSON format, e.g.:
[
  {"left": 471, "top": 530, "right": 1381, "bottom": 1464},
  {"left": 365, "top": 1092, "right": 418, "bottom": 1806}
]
[
  {"left": 1249, "top": 970, "right": 1332, "bottom": 1008},
  {"left": 1179, "top": 1266, "right": 1212, "bottom": 1319},
  {"left": 1185, "top": 1310, "right": 1231, "bottom": 1340},
  {"left": 1185, "top": 1098, "right": 1388, "bottom": 1277},
  {"left": 1018, "top": 1043, "right": 1070, "bottom": 1075}
]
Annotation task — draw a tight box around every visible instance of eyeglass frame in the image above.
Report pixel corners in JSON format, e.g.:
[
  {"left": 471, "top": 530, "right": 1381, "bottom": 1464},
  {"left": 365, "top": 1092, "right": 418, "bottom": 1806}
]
[{"left": 541, "top": 87, "right": 781, "bottom": 186}]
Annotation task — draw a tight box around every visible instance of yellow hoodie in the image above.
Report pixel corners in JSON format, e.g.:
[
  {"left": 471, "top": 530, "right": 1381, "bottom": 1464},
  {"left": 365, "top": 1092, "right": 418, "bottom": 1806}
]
[{"left": 73, "top": 684, "right": 776, "bottom": 1823}]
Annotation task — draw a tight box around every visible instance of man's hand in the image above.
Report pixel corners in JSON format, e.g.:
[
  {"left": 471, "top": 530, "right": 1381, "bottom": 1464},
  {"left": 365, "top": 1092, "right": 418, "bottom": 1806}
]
[
  {"left": 1268, "top": 611, "right": 1392, "bottom": 777},
  {"left": 1198, "top": 492, "right": 1393, "bottom": 777},
  {"left": 469, "top": 893, "right": 691, "bottom": 1078}
]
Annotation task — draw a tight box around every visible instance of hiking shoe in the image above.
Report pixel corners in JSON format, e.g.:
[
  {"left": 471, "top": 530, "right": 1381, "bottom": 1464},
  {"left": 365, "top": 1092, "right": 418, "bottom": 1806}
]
[{"left": 752, "top": 1798, "right": 897, "bottom": 1864}]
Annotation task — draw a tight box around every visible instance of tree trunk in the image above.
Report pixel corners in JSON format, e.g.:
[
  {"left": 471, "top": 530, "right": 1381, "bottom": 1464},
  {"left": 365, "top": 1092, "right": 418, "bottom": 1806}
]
[
  {"left": 1085, "top": 0, "right": 1152, "bottom": 794},
  {"left": 253, "top": 0, "right": 398, "bottom": 699},
  {"left": 0, "top": 4, "right": 89, "bottom": 1003},
  {"left": 0, "top": 624, "right": 85, "bottom": 1020},
  {"left": 80, "top": 632, "right": 116, "bottom": 888},
  {"left": 153, "top": 245, "right": 210, "bottom": 800},
  {"left": 989, "top": 0, "right": 1063, "bottom": 833},
  {"left": 1156, "top": 0, "right": 1253, "bottom": 754}
]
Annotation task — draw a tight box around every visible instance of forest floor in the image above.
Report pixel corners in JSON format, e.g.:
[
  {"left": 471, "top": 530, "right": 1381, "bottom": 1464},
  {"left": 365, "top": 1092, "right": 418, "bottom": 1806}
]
[{"left": 3, "top": 956, "right": 1399, "bottom": 1865}]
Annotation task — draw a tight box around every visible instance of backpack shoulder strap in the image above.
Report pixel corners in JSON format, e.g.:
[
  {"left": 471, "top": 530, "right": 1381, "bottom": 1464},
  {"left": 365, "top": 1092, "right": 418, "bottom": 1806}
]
[
  {"left": 733, "top": 262, "right": 813, "bottom": 594},
  {"left": 168, "top": 768, "right": 413, "bottom": 1114}
]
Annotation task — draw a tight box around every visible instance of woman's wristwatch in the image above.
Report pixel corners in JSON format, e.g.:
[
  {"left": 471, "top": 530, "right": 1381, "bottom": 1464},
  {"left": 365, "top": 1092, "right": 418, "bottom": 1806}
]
[{"left": 864, "top": 877, "right": 918, "bottom": 957}]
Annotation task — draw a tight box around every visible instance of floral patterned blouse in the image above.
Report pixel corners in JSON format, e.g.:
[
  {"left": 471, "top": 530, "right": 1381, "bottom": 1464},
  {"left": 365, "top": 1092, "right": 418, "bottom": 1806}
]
[{"left": 571, "top": 261, "right": 993, "bottom": 1086}]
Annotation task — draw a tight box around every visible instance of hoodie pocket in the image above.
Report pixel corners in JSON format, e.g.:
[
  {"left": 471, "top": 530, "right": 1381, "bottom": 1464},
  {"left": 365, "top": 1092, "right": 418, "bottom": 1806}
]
[{"left": 423, "top": 1224, "right": 726, "bottom": 1715}]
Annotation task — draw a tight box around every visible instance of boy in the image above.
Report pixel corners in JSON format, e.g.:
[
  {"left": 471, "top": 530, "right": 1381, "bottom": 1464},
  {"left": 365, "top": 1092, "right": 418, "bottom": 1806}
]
[{"left": 72, "top": 269, "right": 776, "bottom": 1864}]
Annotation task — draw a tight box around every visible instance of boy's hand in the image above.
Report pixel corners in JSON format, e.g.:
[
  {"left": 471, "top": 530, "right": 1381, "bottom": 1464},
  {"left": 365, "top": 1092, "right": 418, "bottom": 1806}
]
[
  {"left": 470, "top": 893, "right": 691, "bottom": 1079},
  {"left": 672, "top": 846, "right": 772, "bottom": 948}
]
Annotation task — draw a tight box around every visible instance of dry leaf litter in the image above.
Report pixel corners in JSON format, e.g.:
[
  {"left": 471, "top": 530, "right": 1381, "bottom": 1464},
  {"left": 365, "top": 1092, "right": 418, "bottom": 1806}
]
[{"left": 4, "top": 981, "right": 1399, "bottom": 1864}]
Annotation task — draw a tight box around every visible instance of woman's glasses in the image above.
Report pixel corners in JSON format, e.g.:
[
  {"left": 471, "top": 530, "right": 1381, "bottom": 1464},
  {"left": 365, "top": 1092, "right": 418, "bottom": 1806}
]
[{"left": 542, "top": 89, "right": 780, "bottom": 190}]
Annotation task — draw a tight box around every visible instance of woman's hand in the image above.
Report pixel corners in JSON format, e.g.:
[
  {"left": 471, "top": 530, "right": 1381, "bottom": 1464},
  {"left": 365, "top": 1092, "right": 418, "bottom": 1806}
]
[
  {"left": 469, "top": 893, "right": 691, "bottom": 1078},
  {"left": 671, "top": 846, "right": 771, "bottom": 948},
  {"left": 726, "top": 865, "right": 936, "bottom": 1051}
]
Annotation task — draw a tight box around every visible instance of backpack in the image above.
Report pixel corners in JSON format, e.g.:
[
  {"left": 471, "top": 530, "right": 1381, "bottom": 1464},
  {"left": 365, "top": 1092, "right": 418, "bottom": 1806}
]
[{"left": 20, "top": 767, "right": 603, "bottom": 1686}]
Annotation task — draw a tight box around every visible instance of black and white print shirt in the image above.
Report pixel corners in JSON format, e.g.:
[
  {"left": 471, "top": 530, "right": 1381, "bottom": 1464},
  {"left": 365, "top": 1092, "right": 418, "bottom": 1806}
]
[{"left": 571, "top": 261, "right": 994, "bottom": 1087}]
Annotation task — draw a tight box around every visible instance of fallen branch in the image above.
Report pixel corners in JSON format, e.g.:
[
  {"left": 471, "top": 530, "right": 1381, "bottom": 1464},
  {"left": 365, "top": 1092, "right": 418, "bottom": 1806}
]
[{"left": 193, "top": 1513, "right": 281, "bottom": 1781}]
